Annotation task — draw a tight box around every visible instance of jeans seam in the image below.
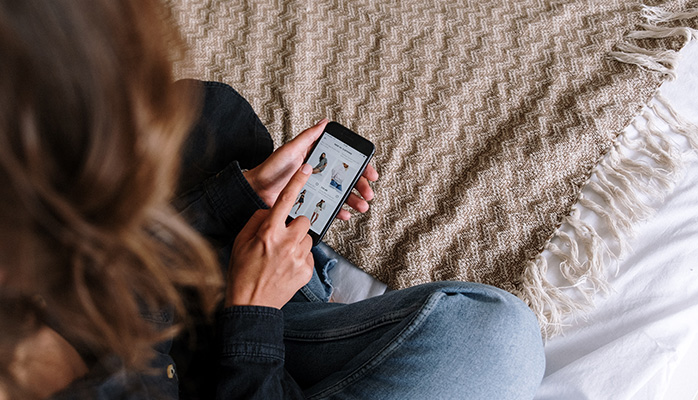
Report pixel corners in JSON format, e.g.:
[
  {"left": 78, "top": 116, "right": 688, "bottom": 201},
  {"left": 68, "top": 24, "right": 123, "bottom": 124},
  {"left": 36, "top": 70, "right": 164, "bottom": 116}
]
[
  {"left": 298, "top": 285, "right": 324, "bottom": 303},
  {"left": 305, "top": 291, "right": 447, "bottom": 399},
  {"left": 284, "top": 306, "right": 420, "bottom": 341}
]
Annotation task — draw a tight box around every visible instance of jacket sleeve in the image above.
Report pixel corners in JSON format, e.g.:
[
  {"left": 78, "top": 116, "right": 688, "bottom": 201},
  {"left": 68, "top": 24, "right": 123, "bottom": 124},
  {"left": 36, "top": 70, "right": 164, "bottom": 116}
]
[
  {"left": 216, "top": 306, "right": 306, "bottom": 399},
  {"left": 174, "top": 161, "right": 267, "bottom": 249}
]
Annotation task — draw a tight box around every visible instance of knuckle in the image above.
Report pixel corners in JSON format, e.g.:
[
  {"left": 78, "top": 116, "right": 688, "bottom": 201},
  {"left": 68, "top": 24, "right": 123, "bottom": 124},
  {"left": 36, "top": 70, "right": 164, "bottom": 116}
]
[
  {"left": 253, "top": 237, "right": 272, "bottom": 255},
  {"left": 257, "top": 222, "right": 274, "bottom": 236},
  {"left": 254, "top": 226, "right": 276, "bottom": 248},
  {"left": 278, "top": 191, "right": 295, "bottom": 204}
]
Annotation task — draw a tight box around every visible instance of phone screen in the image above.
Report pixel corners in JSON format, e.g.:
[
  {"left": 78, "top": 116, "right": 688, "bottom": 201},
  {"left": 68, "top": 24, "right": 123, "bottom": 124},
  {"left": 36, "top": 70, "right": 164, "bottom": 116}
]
[{"left": 288, "top": 127, "right": 370, "bottom": 238}]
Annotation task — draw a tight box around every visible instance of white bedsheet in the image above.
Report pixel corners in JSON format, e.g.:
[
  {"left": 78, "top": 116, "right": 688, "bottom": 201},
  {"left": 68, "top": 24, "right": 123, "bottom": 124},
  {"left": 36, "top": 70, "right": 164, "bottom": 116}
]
[
  {"left": 536, "top": 41, "right": 698, "bottom": 400},
  {"left": 327, "top": 41, "right": 698, "bottom": 400}
]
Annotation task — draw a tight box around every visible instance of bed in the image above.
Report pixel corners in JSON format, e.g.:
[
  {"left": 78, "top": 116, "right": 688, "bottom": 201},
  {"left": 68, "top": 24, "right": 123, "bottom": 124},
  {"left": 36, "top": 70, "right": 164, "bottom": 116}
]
[
  {"left": 169, "top": 0, "right": 698, "bottom": 397},
  {"left": 327, "top": 40, "right": 698, "bottom": 400}
]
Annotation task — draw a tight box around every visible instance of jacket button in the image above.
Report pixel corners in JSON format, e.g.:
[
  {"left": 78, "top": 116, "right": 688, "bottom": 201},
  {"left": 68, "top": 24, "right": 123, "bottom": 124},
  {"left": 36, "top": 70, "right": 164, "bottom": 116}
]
[{"left": 167, "top": 364, "right": 175, "bottom": 379}]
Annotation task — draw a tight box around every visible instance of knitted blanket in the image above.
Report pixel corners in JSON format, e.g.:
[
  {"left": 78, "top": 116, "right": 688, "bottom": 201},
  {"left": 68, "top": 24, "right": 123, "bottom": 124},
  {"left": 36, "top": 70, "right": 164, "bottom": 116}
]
[{"left": 168, "top": 0, "right": 698, "bottom": 334}]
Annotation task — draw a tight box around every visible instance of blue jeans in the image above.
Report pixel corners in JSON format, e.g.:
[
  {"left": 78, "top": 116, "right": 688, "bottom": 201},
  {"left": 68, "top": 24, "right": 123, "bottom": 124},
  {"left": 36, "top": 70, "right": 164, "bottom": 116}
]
[
  {"left": 175, "top": 80, "right": 545, "bottom": 399},
  {"left": 284, "top": 247, "right": 545, "bottom": 399},
  {"left": 330, "top": 179, "right": 342, "bottom": 191}
]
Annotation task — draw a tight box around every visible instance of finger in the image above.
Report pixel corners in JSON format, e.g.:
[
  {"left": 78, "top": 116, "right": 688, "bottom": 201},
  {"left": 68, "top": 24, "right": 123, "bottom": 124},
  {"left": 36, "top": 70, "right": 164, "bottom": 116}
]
[
  {"left": 336, "top": 209, "right": 352, "bottom": 221},
  {"left": 301, "top": 253, "right": 315, "bottom": 284},
  {"left": 300, "top": 234, "right": 313, "bottom": 254},
  {"left": 288, "top": 118, "right": 328, "bottom": 151},
  {"left": 301, "top": 235, "right": 314, "bottom": 267},
  {"left": 362, "top": 163, "right": 379, "bottom": 182},
  {"left": 353, "top": 176, "right": 374, "bottom": 201},
  {"left": 268, "top": 163, "right": 313, "bottom": 223},
  {"left": 236, "top": 209, "right": 270, "bottom": 241},
  {"left": 344, "top": 192, "right": 369, "bottom": 213},
  {"left": 288, "top": 214, "right": 311, "bottom": 236}
]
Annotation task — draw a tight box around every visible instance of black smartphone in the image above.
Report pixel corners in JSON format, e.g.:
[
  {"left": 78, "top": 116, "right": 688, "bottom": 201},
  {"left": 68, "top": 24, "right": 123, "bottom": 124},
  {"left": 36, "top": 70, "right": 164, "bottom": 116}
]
[{"left": 287, "top": 121, "right": 375, "bottom": 245}]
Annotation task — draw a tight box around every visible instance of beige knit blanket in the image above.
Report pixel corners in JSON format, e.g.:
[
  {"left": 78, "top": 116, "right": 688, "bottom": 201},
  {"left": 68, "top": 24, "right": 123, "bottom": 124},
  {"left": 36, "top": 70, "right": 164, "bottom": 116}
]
[{"left": 169, "top": 0, "right": 698, "bottom": 333}]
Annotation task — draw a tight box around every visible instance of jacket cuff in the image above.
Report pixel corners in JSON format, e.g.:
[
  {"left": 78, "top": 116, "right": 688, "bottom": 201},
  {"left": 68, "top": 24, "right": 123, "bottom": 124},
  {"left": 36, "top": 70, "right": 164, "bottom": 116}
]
[
  {"left": 219, "top": 306, "right": 285, "bottom": 361},
  {"left": 204, "top": 161, "right": 268, "bottom": 233}
]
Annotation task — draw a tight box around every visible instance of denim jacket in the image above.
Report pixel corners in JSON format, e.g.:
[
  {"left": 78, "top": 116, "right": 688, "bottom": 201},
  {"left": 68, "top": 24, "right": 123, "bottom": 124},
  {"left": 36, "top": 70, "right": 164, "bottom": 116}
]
[
  {"left": 52, "top": 163, "right": 305, "bottom": 400},
  {"left": 51, "top": 81, "right": 306, "bottom": 399}
]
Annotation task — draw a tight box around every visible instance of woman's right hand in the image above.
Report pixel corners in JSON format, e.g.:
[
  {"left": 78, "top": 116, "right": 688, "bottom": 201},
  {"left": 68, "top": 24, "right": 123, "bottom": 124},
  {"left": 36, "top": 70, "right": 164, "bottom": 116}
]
[
  {"left": 225, "top": 163, "right": 315, "bottom": 309},
  {"left": 243, "top": 119, "right": 378, "bottom": 222}
]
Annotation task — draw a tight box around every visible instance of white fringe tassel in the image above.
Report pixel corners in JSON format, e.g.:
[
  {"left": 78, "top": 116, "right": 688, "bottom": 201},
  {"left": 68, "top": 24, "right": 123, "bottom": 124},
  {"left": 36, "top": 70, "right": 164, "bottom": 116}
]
[
  {"left": 608, "top": 5, "right": 698, "bottom": 80},
  {"left": 523, "top": 4, "right": 698, "bottom": 339}
]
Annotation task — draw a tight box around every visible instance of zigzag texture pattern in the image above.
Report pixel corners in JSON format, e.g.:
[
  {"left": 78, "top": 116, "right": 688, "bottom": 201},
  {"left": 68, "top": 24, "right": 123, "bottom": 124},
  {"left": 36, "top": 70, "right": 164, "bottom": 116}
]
[{"left": 167, "top": 0, "right": 683, "bottom": 293}]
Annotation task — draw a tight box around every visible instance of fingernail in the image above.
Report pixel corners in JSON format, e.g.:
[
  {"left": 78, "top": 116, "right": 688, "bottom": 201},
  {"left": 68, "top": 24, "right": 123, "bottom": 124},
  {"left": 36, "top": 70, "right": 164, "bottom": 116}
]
[
  {"left": 301, "top": 163, "right": 312, "bottom": 175},
  {"left": 315, "top": 118, "right": 328, "bottom": 126}
]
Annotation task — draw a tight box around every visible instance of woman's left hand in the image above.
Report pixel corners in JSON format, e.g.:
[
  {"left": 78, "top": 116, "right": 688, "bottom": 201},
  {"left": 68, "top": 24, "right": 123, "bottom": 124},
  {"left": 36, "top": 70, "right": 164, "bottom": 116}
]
[{"left": 243, "top": 119, "right": 379, "bottom": 220}]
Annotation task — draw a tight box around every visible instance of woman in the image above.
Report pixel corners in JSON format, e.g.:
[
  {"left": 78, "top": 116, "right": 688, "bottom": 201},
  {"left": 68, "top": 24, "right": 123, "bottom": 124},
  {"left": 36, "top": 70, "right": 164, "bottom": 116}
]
[
  {"left": 312, "top": 153, "right": 328, "bottom": 174},
  {"left": 0, "top": 1, "right": 223, "bottom": 397},
  {"left": 293, "top": 190, "right": 307, "bottom": 214},
  {"left": 309, "top": 200, "right": 326, "bottom": 225},
  {"left": 0, "top": 0, "right": 546, "bottom": 399},
  {"left": 330, "top": 163, "right": 349, "bottom": 192}
]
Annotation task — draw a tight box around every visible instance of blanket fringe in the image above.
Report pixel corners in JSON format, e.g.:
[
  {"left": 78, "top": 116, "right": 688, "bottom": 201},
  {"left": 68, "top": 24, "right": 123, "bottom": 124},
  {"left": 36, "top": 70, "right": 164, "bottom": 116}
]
[
  {"left": 528, "top": 92, "right": 698, "bottom": 339},
  {"left": 608, "top": 5, "right": 698, "bottom": 79},
  {"left": 523, "top": 4, "right": 698, "bottom": 338}
]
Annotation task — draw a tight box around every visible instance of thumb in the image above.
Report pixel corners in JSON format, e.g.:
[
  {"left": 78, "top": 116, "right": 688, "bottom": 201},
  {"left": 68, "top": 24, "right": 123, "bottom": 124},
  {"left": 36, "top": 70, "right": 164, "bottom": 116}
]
[{"left": 288, "top": 119, "right": 328, "bottom": 150}]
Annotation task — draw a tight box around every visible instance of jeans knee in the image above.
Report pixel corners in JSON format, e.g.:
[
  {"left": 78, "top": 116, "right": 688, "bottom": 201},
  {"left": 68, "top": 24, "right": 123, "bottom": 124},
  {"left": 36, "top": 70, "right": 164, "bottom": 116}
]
[
  {"left": 441, "top": 283, "right": 539, "bottom": 330},
  {"left": 470, "top": 284, "right": 541, "bottom": 338},
  {"left": 424, "top": 283, "right": 546, "bottom": 397}
]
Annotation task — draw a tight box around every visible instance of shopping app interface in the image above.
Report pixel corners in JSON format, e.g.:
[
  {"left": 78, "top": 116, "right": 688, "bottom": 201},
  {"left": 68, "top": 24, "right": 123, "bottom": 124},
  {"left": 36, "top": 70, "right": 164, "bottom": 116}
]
[{"left": 290, "top": 132, "right": 367, "bottom": 234}]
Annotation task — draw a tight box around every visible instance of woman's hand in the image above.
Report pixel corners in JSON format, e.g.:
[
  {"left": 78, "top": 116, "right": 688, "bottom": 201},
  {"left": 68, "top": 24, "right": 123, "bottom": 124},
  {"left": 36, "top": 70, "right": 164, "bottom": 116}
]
[
  {"left": 244, "top": 119, "right": 379, "bottom": 221},
  {"left": 226, "top": 163, "right": 315, "bottom": 309}
]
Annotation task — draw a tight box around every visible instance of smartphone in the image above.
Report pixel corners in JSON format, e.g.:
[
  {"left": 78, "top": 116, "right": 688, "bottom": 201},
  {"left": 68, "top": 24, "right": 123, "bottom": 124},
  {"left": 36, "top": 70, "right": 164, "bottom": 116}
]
[{"left": 287, "top": 121, "right": 375, "bottom": 245}]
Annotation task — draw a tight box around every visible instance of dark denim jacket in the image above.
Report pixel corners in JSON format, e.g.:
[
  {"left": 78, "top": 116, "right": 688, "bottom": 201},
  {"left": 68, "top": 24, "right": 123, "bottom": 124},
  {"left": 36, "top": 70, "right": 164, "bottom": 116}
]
[{"left": 51, "top": 81, "right": 306, "bottom": 399}]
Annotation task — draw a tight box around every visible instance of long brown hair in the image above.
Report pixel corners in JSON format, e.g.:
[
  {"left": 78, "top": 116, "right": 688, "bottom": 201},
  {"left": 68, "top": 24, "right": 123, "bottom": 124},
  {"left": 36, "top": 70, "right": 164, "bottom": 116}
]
[{"left": 0, "top": 0, "right": 222, "bottom": 394}]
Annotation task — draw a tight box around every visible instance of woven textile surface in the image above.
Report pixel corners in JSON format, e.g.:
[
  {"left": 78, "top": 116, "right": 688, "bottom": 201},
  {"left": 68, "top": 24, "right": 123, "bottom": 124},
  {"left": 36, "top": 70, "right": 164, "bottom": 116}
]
[{"left": 168, "top": 0, "right": 696, "bottom": 312}]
